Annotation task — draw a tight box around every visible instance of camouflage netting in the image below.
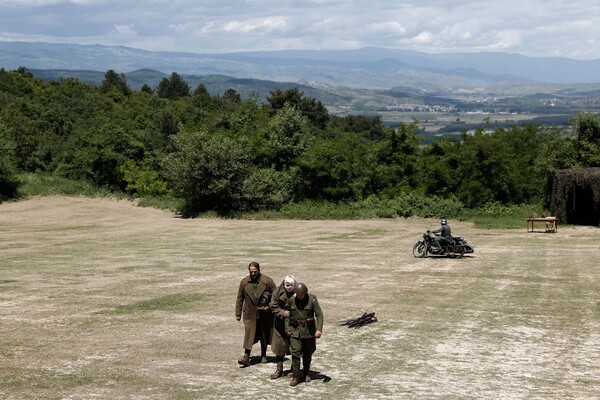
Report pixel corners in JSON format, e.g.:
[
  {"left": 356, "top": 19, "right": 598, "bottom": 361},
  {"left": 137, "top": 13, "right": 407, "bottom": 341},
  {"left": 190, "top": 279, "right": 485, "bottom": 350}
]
[{"left": 550, "top": 168, "right": 600, "bottom": 226}]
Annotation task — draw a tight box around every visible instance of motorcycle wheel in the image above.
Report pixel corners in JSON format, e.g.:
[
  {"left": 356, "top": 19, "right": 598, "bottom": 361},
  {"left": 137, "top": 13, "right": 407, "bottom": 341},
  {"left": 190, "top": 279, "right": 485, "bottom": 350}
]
[
  {"left": 454, "top": 244, "right": 465, "bottom": 258},
  {"left": 412, "top": 241, "right": 427, "bottom": 258}
]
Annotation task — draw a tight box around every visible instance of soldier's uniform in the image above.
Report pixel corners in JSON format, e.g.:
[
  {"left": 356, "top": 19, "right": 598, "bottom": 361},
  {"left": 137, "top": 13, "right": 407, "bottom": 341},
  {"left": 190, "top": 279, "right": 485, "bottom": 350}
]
[
  {"left": 285, "top": 286, "right": 323, "bottom": 384},
  {"left": 235, "top": 267, "right": 276, "bottom": 366},
  {"left": 269, "top": 278, "right": 295, "bottom": 378},
  {"left": 432, "top": 219, "right": 452, "bottom": 251}
]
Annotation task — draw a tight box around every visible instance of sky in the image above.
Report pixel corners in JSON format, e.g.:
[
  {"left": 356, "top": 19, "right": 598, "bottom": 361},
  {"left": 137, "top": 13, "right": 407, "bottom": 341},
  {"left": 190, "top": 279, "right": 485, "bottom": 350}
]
[{"left": 1, "top": 0, "right": 600, "bottom": 60}]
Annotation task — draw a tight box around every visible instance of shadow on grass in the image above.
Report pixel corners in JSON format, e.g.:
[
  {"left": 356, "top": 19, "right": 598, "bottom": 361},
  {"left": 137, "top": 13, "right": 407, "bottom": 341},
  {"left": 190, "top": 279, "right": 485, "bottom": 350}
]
[
  {"left": 237, "top": 356, "right": 332, "bottom": 383},
  {"left": 282, "top": 369, "right": 332, "bottom": 384}
]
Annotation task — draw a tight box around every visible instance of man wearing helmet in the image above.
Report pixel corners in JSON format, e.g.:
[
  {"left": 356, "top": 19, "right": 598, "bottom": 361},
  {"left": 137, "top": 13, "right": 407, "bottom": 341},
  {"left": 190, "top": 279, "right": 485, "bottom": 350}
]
[
  {"left": 268, "top": 274, "right": 297, "bottom": 379},
  {"left": 285, "top": 282, "right": 324, "bottom": 386},
  {"left": 432, "top": 219, "right": 452, "bottom": 253},
  {"left": 235, "top": 261, "right": 276, "bottom": 367}
]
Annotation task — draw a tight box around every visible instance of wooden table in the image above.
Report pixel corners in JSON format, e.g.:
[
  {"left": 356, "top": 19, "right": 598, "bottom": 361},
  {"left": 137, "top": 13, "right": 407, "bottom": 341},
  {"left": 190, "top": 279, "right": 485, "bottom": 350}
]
[{"left": 526, "top": 217, "right": 558, "bottom": 233}]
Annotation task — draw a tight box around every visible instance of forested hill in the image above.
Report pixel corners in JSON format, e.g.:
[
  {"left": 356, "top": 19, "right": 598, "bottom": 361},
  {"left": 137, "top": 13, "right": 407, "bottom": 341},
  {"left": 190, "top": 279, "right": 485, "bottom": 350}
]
[
  {"left": 1, "top": 67, "right": 599, "bottom": 216},
  {"left": 28, "top": 68, "right": 343, "bottom": 105}
]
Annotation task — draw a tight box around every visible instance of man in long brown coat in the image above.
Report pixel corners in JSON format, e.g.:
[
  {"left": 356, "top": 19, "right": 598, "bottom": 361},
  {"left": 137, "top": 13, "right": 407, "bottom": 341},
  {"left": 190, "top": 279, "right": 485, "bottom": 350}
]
[
  {"left": 235, "top": 261, "right": 276, "bottom": 366},
  {"left": 268, "top": 274, "right": 297, "bottom": 378}
]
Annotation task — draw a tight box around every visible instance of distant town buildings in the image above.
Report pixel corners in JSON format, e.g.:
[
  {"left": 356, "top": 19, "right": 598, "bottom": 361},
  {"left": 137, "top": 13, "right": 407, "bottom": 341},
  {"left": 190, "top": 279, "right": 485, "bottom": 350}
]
[{"left": 384, "top": 103, "right": 455, "bottom": 112}]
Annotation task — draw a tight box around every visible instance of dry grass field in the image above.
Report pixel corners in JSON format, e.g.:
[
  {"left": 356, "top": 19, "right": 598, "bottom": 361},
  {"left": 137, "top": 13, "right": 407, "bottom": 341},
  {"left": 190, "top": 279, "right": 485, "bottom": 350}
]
[{"left": 1, "top": 196, "right": 599, "bottom": 399}]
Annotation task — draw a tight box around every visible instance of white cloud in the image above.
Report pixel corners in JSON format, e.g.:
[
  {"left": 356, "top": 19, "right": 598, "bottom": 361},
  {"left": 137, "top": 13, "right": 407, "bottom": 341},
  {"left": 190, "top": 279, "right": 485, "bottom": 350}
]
[
  {"left": 113, "top": 24, "right": 136, "bottom": 36},
  {"left": 0, "top": 0, "right": 111, "bottom": 5},
  {"left": 221, "top": 16, "right": 288, "bottom": 34},
  {"left": 411, "top": 31, "right": 433, "bottom": 45},
  {"left": 0, "top": 0, "right": 600, "bottom": 59},
  {"left": 487, "top": 30, "right": 523, "bottom": 51}
]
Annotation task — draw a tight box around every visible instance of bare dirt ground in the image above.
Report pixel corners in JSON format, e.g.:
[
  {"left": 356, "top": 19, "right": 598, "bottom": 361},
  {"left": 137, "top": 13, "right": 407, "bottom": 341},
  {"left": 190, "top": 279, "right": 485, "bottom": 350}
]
[{"left": 0, "top": 196, "right": 599, "bottom": 399}]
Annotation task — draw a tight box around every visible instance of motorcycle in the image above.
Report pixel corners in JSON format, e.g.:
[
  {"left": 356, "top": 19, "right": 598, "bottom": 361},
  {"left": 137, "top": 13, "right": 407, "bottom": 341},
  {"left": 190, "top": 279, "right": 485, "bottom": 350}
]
[{"left": 412, "top": 230, "right": 474, "bottom": 258}]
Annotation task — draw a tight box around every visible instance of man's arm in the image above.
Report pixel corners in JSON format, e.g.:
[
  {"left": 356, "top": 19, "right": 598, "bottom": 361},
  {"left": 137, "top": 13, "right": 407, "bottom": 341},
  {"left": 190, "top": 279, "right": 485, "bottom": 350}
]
[
  {"left": 313, "top": 295, "right": 324, "bottom": 338},
  {"left": 235, "top": 280, "right": 245, "bottom": 320},
  {"left": 269, "top": 286, "right": 285, "bottom": 317}
]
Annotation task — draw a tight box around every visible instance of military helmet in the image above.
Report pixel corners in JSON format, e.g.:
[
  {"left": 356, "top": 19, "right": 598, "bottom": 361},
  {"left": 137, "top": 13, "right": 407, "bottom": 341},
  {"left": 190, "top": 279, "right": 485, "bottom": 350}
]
[
  {"left": 294, "top": 282, "right": 308, "bottom": 295},
  {"left": 258, "top": 290, "right": 272, "bottom": 307}
]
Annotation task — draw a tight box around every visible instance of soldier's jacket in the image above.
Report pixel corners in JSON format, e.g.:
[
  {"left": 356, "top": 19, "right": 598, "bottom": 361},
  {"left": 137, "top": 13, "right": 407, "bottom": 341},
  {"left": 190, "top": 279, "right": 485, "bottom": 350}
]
[
  {"left": 285, "top": 293, "right": 324, "bottom": 339},
  {"left": 235, "top": 273, "right": 276, "bottom": 349},
  {"left": 269, "top": 281, "right": 294, "bottom": 356},
  {"left": 432, "top": 224, "right": 452, "bottom": 237},
  {"left": 270, "top": 282, "right": 291, "bottom": 319}
]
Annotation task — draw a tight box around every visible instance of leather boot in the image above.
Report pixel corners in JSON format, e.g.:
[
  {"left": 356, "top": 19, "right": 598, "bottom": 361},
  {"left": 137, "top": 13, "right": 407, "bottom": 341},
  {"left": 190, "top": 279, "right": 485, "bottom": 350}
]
[
  {"left": 270, "top": 361, "right": 283, "bottom": 379},
  {"left": 290, "top": 375, "right": 300, "bottom": 386},
  {"left": 290, "top": 356, "right": 300, "bottom": 379},
  {"left": 237, "top": 354, "right": 250, "bottom": 366},
  {"left": 303, "top": 356, "right": 311, "bottom": 382}
]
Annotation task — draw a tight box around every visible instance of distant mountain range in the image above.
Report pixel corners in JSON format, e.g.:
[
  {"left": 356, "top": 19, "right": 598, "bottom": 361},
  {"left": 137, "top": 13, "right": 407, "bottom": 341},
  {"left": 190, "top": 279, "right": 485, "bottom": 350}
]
[{"left": 2, "top": 41, "right": 600, "bottom": 93}]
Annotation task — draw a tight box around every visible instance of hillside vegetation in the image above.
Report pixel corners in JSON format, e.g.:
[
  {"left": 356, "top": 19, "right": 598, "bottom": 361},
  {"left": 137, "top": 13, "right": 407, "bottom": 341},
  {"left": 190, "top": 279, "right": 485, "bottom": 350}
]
[
  {"left": 1, "top": 67, "right": 600, "bottom": 218},
  {"left": 29, "top": 67, "right": 600, "bottom": 134}
]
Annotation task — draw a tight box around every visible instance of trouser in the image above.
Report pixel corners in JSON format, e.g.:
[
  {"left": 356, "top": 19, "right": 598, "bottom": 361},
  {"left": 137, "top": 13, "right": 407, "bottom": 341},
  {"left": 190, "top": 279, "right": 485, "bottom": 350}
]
[
  {"left": 289, "top": 336, "right": 316, "bottom": 375},
  {"left": 434, "top": 237, "right": 448, "bottom": 250},
  {"left": 251, "top": 318, "right": 268, "bottom": 356},
  {"left": 273, "top": 317, "right": 290, "bottom": 357}
]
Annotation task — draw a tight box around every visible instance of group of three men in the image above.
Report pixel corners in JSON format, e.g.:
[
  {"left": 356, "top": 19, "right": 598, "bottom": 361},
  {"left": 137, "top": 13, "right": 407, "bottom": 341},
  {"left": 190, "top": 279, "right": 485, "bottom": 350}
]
[{"left": 235, "top": 261, "right": 323, "bottom": 387}]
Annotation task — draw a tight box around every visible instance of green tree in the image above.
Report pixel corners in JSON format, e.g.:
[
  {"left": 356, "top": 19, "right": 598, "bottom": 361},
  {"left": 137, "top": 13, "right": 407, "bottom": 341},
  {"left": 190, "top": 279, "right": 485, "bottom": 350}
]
[
  {"left": 298, "top": 132, "right": 374, "bottom": 201},
  {"left": 0, "top": 67, "right": 37, "bottom": 97},
  {"left": 328, "top": 115, "right": 386, "bottom": 140},
  {"left": 458, "top": 129, "right": 516, "bottom": 207},
  {"left": 156, "top": 72, "right": 190, "bottom": 100},
  {"left": 241, "top": 167, "right": 295, "bottom": 210},
  {"left": 534, "top": 128, "right": 578, "bottom": 206},
  {"left": 0, "top": 102, "right": 39, "bottom": 171},
  {"left": 59, "top": 124, "right": 144, "bottom": 189},
  {"left": 140, "top": 84, "right": 154, "bottom": 94},
  {"left": 416, "top": 135, "right": 462, "bottom": 199},
  {"left": 119, "top": 160, "right": 170, "bottom": 197},
  {"left": 100, "top": 69, "right": 130, "bottom": 96},
  {"left": 222, "top": 88, "right": 241, "bottom": 105},
  {"left": 265, "top": 88, "right": 329, "bottom": 129},
  {"left": 266, "top": 87, "right": 302, "bottom": 111},
  {"left": 575, "top": 112, "right": 600, "bottom": 167},
  {"left": 373, "top": 122, "right": 420, "bottom": 196},
  {"left": 163, "top": 128, "right": 250, "bottom": 214},
  {"left": 0, "top": 123, "right": 19, "bottom": 200},
  {"left": 192, "top": 83, "right": 214, "bottom": 111},
  {"left": 263, "top": 104, "right": 312, "bottom": 170},
  {"left": 298, "top": 95, "right": 329, "bottom": 129}
]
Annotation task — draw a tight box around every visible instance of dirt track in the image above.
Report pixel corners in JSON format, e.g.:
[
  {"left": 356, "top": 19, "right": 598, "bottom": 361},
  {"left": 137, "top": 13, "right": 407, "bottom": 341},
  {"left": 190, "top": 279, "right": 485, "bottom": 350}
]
[{"left": 1, "top": 196, "right": 599, "bottom": 399}]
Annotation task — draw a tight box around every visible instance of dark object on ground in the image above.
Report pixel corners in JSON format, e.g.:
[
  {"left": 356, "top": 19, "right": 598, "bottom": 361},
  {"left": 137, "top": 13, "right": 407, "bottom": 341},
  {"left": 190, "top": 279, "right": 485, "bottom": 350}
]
[{"left": 340, "top": 312, "right": 378, "bottom": 328}]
